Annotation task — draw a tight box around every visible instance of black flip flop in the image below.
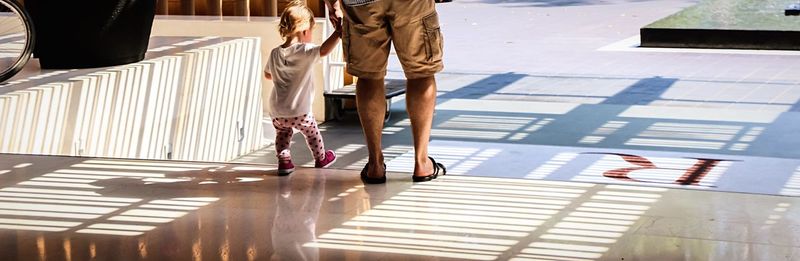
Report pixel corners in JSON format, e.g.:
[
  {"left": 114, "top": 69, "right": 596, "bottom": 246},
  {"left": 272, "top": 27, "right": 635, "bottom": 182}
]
[
  {"left": 412, "top": 156, "right": 446, "bottom": 182},
  {"left": 360, "top": 162, "right": 387, "bottom": 184}
]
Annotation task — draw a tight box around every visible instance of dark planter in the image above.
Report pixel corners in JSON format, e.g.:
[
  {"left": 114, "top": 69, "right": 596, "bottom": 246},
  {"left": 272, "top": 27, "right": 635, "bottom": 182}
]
[{"left": 26, "top": 0, "right": 156, "bottom": 69}]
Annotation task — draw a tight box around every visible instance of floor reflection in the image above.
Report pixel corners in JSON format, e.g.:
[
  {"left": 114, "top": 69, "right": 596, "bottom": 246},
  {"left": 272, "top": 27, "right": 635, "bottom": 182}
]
[
  {"left": 271, "top": 174, "right": 325, "bottom": 261},
  {"left": 0, "top": 154, "right": 799, "bottom": 261}
]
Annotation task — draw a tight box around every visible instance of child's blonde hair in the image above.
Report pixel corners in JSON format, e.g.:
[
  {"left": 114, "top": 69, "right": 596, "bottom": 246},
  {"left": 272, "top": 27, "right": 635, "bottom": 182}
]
[{"left": 278, "top": 1, "right": 314, "bottom": 40}]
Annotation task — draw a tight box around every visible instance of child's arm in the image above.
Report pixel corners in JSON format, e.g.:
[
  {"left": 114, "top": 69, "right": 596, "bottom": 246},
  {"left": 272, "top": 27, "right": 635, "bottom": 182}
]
[
  {"left": 319, "top": 30, "right": 341, "bottom": 57},
  {"left": 324, "top": 0, "right": 342, "bottom": 31}
]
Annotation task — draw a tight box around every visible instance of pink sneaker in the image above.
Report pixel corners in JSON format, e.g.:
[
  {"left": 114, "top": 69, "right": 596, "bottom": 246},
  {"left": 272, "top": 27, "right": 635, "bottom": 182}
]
[
  {"left": 278, "top": 159, "right": 295, "bottom": 176},
  {"left": 315, "top": 150, "right": 337, "bottom": 168}
]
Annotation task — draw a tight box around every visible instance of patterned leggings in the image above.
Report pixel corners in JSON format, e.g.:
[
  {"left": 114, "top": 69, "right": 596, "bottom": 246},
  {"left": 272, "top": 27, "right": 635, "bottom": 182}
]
[{"left": 272, "top": 114, "right": 325, "bottom": 161}]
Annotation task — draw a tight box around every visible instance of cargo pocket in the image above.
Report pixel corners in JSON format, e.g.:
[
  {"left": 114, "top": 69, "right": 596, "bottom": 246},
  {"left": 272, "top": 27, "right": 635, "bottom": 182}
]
[{"left": 422, "top": 12, "right": 443, "bottom": 62}]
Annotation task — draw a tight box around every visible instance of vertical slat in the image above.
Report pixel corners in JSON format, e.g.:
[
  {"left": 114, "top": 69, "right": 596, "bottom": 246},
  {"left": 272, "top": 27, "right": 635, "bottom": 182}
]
[
  {"left": 156, "top": 0, "right": 169, "bottom": 15},
  {"left": 234, "top": 0, "right": 249, "bottom": 16},
  {"left": 181, "top": 0, "right": 195, "bottom": 15},
  {"left": 268, "top": 0, "right": 278, "bottom": 16},
  {"left": 277, "top": 0, "right": 286, "bottom": 13},
  {"left": 206, "top": 0, "right": 222, "bottom": 15},
  {"left": 243, "top": 0, "right": 279, "bottom": 16},
  {"left": 306, "top": 0, "right": 323, "bottom": 17},
  {"left": 249, "top": 0, "right": 266, "bottom": 16},
  {"left": 155, "top": 0, "right": 320, "bottom": 16}
]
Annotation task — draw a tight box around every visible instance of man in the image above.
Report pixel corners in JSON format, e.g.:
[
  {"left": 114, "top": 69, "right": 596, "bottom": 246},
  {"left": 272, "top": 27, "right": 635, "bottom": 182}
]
[{"left": 325, "top": 0, "right": 446, "bottom": 183}]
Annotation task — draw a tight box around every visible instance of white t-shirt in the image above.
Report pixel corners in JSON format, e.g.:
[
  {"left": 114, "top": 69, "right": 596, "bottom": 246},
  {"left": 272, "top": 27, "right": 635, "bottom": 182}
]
[{"left": 265, "top": 43, "right": 321, "bottom": 118}]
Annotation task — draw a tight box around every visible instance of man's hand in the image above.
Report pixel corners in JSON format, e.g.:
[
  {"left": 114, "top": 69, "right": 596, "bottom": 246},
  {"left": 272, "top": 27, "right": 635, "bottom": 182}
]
[{"left": 325, "top": 0, "right": 343, "bottom": 28}]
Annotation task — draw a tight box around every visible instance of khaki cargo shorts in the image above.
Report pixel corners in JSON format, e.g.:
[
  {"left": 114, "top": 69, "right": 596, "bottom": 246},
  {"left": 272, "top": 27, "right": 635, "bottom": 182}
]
[{"left": 342, "top": 0, "right": 444, "bottom": 80}]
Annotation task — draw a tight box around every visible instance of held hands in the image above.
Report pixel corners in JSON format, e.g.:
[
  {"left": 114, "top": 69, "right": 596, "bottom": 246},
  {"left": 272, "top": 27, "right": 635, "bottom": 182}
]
[
  {"left": 326, "top": 2, "right": 343, "bottom": 37},
  {"left": 326, "top": 0, "right": 343, "bottom": 29},
  {"left": 334, "top": 22, "right": 343, "bottom": 35},
  {"left": 321, "top": 1, "right": 344, "bottom": 57}
]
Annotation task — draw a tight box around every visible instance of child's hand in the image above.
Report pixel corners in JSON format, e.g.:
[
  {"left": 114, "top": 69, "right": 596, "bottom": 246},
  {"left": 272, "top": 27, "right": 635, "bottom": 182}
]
[{"left": 334, "top": 23, "right": 343, "bottom": 34}]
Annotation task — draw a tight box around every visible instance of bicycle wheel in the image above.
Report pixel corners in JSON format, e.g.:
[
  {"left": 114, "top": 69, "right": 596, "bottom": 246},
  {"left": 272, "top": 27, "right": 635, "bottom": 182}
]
[{"left": 0, "top": 0, "right": 33, "bottom": 83}]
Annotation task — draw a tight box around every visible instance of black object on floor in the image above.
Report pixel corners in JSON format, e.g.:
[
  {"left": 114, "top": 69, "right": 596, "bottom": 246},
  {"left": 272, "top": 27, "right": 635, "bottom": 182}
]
[
  {"left": 786, "top": 3, "right": 800, "bottom": 16},
  {"left": 26, "top": 0, "right": 156, "bottom": 69}
]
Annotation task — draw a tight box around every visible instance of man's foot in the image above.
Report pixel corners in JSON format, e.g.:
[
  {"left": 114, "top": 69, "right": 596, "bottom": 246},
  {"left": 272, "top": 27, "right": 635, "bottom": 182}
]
[
  {"left": 278, "top": 159, "right": 295, "bottom": 176},
  {"left": 315, "top": 150, "right": 337, "bottom": 168},
  {"left": 412, "top": 156, "right": 446, "bottom": 182},
  {"left": 360, "top": 162, "right": 387, "bottom": 184}
]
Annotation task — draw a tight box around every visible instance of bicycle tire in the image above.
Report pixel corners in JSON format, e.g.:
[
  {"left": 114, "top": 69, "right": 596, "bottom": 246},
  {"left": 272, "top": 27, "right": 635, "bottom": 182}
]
[{"left": 0, "top": 0, "right": 33, "bottom": 83}]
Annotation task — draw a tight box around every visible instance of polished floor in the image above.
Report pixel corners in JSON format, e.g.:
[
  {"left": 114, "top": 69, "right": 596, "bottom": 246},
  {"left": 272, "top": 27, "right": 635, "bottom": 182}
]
[
  {"left": 4, "top": 0, "right": 800, "bottom": 260},
  {"left": 1, "top": 153, "right": 798, "bottom": 261}
]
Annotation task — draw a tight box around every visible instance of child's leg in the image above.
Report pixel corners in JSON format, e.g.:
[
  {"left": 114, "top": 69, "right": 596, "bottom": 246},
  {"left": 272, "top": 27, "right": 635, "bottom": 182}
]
[
  {"left": 296, "top": 114, "right": 326, "bottom": 160},
  {"left": 272, "top": 117, "right": 295, "bottom": 161}
]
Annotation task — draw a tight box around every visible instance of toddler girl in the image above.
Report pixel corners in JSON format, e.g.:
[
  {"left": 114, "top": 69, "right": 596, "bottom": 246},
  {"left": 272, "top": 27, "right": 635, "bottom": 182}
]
[{"left": 265, "top": 3, "right": 341, "bottom": 175}]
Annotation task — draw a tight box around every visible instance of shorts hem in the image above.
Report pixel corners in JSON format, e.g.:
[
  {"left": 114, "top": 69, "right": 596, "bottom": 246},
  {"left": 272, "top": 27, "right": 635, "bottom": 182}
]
[
  {"left": 404, "top": 65, "right": 443, "bottom": 80},
  {"left": 347, "top": 67, "right": 387, "bottom": 80}
]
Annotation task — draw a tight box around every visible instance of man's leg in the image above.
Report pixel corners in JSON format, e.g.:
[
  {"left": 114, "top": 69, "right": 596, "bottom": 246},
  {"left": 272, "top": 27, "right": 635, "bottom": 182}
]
[
  {"left": 355, "top": 78, "right": 386, "bottom": 178},
  {"left": 341, "top": 1, "right": 391, "bottom": 178},
  {"left": 406, "top": 76, "right": 437, "bottom": 177},
  {"left": 385, "top": 0, "right": 442, "bottom": 178}
]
